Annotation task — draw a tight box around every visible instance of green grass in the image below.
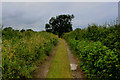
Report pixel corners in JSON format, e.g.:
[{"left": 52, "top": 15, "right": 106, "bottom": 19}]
[{"left": 47, "top": 38, "right": 72, "bottom": 78}]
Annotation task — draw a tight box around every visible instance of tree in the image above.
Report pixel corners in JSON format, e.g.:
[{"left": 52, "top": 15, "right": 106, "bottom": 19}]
[
  {"left": 45, "top": 14, "right": 74, "bottom": 37},
  {"left": 26, "top": 29, "right": 34, "bottom": 32},
  {"left": 20, "top": 29, "right": 25, "bottom": 33},
  {"left": 45, "top": 24, "right": 52, "bottom": 32}
]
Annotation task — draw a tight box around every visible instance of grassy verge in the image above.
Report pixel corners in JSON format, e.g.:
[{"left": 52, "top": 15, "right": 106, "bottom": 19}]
[{"left": 47, "top": 38, "right": 72, "bottom": 78}]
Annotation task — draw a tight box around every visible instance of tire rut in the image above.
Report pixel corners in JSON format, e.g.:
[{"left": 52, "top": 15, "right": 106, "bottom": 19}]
[
  {"left": 32, "top": 40, "right": 59, "bottom": 78},
  {"left": 63, "top": 40, "right": 87, "bottom": 79}
]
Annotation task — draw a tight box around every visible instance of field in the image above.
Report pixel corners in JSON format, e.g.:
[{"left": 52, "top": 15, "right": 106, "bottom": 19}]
[{"left": 62, "top": 23, "right": 120, "bottom": 79}]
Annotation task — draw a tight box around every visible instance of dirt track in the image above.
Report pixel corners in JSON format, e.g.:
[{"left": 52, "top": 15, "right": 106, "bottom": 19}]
[
  {"left": 32, "top": 39, "right": 87, "bottom": 79},
  {"left": 32, "top": 40, "right": 59, "bottom": 78}
]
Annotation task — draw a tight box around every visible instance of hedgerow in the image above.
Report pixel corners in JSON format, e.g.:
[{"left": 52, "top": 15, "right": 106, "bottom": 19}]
[
  {"left": 2, "top": 27, "right": 58, "bottom": 79},
  {"left": 62, "top": 23, "right": 120, "bottom": 79}
]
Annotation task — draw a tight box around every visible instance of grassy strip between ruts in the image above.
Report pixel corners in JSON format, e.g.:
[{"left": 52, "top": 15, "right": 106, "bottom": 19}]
[{"left": 47, "top": 38, "right": 72, "bottom": 78}]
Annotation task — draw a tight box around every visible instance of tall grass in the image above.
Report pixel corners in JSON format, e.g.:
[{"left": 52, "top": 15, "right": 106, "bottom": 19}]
[{"left": 2, "top": 27, "right": 58, "bottom": 79}]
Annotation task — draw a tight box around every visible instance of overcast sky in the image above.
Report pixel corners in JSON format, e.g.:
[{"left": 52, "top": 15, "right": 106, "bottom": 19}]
[{"left": 2, "top": 2, "right": 118, "bottom": 31}]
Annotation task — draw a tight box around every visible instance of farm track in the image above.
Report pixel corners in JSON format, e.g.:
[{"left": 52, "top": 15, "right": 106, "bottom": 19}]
[{"left": 33, "top": 38, "right": 87, "bottom": 79}]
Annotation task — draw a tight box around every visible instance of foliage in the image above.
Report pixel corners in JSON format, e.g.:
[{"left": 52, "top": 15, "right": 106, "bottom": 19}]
[
  {"left": 2, "top": 27, "right": 58, "bottom": 79},
  {"left": 62, "top": 23, "right": 120, "bottom": 79},
  {"left": 45, "top": 14, "right": 74, "bottom": 37},
  {"left": 63, "top": 24, "right": 120, "bottom": 51}
]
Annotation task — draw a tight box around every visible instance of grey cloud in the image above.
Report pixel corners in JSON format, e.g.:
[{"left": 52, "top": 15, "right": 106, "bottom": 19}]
[{"left": 2, "top": 2, "right": 117, "bottom": 31}]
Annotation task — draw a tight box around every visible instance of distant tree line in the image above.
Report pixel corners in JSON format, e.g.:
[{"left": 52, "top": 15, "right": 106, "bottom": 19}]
[{"left": 2, "top": 27, "right": 34, "bottom": 40}]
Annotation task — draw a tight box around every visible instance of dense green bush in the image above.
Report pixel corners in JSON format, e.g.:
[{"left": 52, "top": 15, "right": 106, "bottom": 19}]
[
  {"left": 68, "top": 39, "right": 119, "bottom": 79},
  {"left": 2, "top": 27, "right": 58, "bottom": 79},
  {"left": 63, "top": 24, "right": 120, "bottom": 50},
  {"left": 62, "top": 23, "right": 120, "bottom": 79}
]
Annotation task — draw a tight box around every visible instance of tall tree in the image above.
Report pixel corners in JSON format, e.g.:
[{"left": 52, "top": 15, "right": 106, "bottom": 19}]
[{"left": 45, "top": 14, "right": 74, "bottom": 37}]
